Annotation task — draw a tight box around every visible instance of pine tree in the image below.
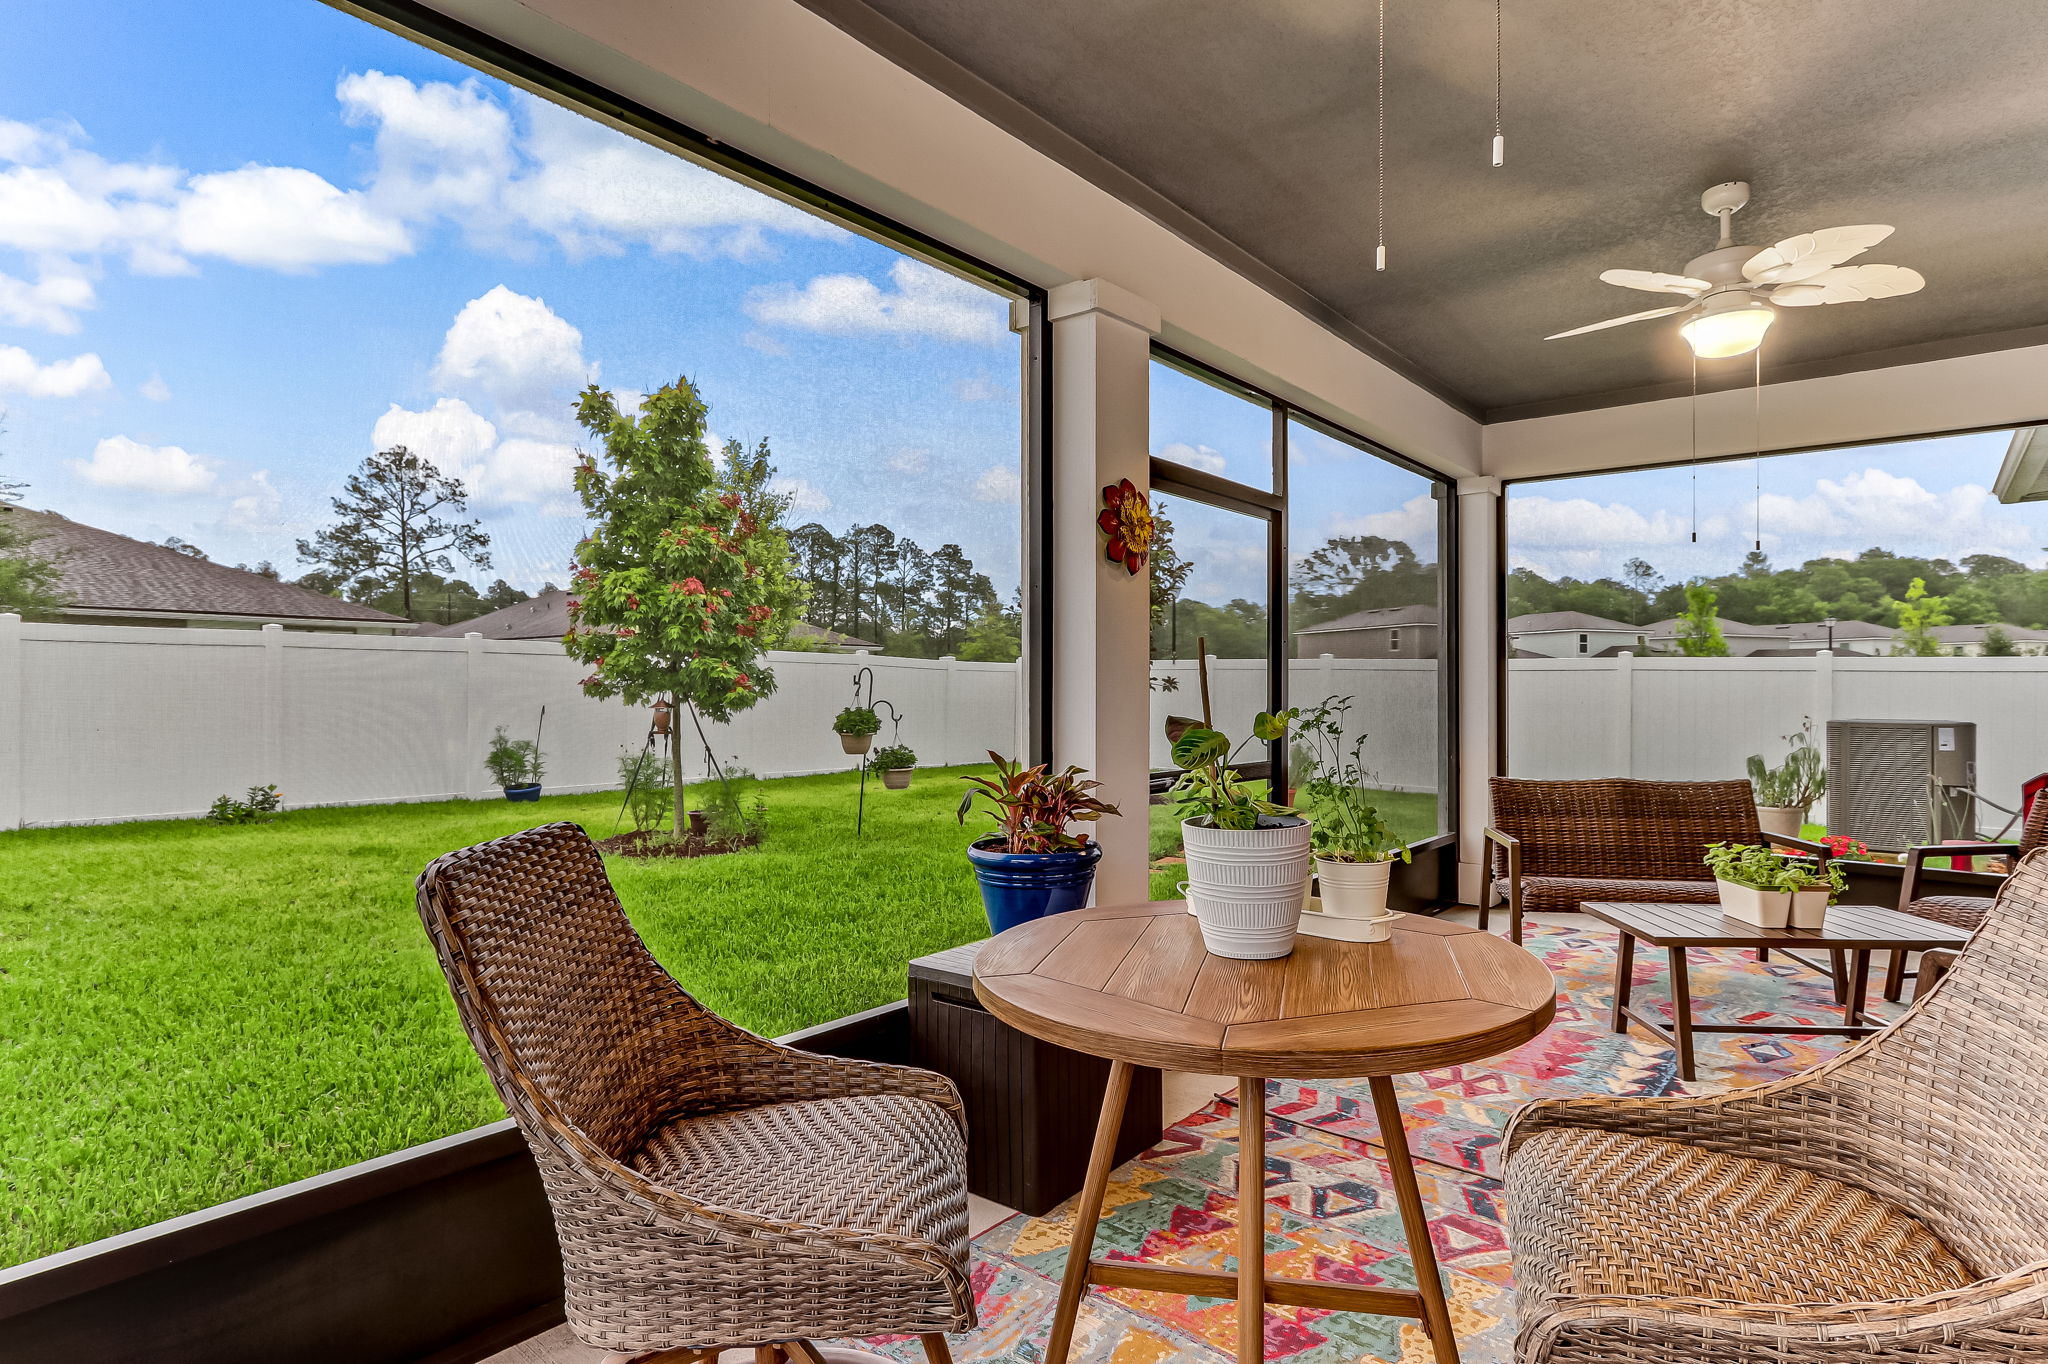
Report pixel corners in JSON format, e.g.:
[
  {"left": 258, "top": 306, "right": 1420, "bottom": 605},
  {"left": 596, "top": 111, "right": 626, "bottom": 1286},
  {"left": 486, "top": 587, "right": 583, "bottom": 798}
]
[
  {"left": 0, "top": 445, "right": 66, "bottom": 620},
  {"left": 296, "top": 446, "right": 490, "bottom": 619},
  {"left": 562, "top": 379, "right": 780, "bottom": 836}
]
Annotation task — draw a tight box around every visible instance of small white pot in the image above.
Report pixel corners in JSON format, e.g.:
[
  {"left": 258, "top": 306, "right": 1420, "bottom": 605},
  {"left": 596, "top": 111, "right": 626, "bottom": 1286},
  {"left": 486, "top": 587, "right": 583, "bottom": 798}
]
[
  {"left": 1755, "top": 805, "right": 1806, "bottom": 839},
  {"left": 1789, "top": 888, "right": 1831, "bottom": 929},
  {"left": 1314, "top": 856, "right": 1394, "bottom": 920},
  {"left": 1182, "top": 817, "right": 1312, "bottom": 960},
  {"left": 1717, "top": 878, "right": 1791, "bottom": 929}
]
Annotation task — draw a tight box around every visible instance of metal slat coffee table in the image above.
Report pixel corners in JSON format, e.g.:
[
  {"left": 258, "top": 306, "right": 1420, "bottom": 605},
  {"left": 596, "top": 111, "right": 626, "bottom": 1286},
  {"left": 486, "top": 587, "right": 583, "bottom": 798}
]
[
  {"left": 972, "top": 900, "right": 1556, "bottom": 1364},
  {"left": 1582, "top": 899, "right": 1974, "bottom": 1081}
]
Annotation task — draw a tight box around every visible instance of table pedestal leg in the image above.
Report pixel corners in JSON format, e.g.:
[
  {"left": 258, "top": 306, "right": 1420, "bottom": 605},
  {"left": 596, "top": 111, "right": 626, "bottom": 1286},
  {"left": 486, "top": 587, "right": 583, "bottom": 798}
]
[
  {"left": 1237, "top": 1077, "right": 1267, "bottom": 1364},
  {"left": 1368, "top": 1075, "right": 1460, "bottom": 1364},
  {"left": 1045, "top": 1059, "right": 1134, "bottom": 1364}
]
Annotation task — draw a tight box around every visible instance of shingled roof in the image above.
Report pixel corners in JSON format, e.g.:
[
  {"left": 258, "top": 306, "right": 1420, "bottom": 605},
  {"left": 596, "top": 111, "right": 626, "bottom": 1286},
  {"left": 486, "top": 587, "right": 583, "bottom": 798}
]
[
  {"left": 417, "top": 587, "right": 880, "bottom": 650},
  {"left": 5, "top": 508, "right": 408, "bottom": 627}
]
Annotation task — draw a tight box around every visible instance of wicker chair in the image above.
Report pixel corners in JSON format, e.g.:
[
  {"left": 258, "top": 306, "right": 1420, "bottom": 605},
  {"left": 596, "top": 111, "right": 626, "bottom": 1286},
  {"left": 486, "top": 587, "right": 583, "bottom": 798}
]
[
  {"left": 1883, "top": 793, "right": 2048, "bottom": 999},
  {"left": 1485, "top": 777, "right": 1818, "bottom": 944},
  {"left": 416, "top": 823, "right": 974, "bottom": 1364},
  {"left": 1502, "top": 848, "right": 2048, "bottom": 1364}
]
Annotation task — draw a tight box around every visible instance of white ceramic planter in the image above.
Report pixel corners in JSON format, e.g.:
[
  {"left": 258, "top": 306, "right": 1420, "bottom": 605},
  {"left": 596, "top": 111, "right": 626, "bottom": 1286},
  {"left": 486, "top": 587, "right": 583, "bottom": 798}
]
[
  {"left": 1789, "top": 887, "right": 1831, "bottom": 929},
  {"left": 1314, "top": 856, "right": 1394, "bottom": 920},
  {"left": 839, "top": 731, "right": 872, "bottom": 756},
  {"left": 1756, "top": 805, "right": 1806, "bottom": 839},
  {"left": 1182, "top": 816, "right": 1313, "bottom": 959},
  {"left": 1717, "top": 878, "right": 1791, "bottom": 929}
]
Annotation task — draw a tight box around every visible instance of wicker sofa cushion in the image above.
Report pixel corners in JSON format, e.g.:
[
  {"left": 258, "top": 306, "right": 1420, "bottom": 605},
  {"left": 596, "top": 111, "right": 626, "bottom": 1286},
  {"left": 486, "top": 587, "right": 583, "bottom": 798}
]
[
  {"left": 1905, "top": 894, "right": 1995, "bottom": 932},
  {"left": 1492, "top": 875, "right": 1719, "bottom": 915},
  {"left": 1509, "top": 1126, "right": 1975, "bottom": 1308},
  {"left": 630, "top": 1092, "right": 969, "bottom": 1252}
]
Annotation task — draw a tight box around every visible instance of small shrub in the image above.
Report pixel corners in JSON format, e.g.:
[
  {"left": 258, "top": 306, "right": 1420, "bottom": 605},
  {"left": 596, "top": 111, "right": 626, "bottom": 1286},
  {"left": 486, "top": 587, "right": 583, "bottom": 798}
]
[
  {"left": 206, "top": 784, "right": 283, "bottom": 825},
  {"left": 617, "top": 750, "right": 674, "bottom": 833},
  {"left": 703, "top": 761, "right": 767, "bottom": 846},
  {"left": 484, "top": 726, "right": 545, "bottom": 788},
  {"left": 870, "top": 744, "right": 917, "bottom": 771}
]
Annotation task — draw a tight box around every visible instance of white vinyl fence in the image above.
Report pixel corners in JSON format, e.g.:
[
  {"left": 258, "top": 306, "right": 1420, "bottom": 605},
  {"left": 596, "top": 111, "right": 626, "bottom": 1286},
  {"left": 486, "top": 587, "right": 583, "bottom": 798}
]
[
  {"left": 0, "top": 616, "right": 1024, "bottom": 828},
  {"left": 1509, "top": 653, "right": 2048, "bottom": 829}
]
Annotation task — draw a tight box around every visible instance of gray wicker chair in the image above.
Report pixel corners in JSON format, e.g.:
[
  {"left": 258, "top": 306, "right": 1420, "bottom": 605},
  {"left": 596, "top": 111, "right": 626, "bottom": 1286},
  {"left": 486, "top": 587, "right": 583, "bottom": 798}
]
[
  {"left": 1501, "top": 847, "right": 2048, "bottom": 1364},
  {"left": 416, "top": 822, "right": 974, "bottom": 1364}
]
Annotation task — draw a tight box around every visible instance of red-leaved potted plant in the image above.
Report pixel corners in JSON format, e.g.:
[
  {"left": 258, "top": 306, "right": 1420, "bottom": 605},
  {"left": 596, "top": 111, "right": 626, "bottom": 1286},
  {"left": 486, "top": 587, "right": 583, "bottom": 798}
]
[{"left": 957, "top": 752, "right": 1122, "bottom": 933}]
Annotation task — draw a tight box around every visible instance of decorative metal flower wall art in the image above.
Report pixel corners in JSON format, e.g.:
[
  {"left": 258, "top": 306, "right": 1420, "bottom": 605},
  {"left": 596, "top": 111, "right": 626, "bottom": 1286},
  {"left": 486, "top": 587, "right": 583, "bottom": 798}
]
[{"left": 1098, "top": 477, "right": 1154, "bottom": 575}]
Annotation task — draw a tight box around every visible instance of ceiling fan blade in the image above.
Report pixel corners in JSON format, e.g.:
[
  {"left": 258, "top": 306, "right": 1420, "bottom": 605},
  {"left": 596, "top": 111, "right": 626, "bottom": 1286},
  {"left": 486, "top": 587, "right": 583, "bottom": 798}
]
[
  {"left": 1742, "top": 225, "right": 1895, "bottom": 284},
  {"left": 1770, "top": 263, "right": 1927, "bottom": 306},
  {"left": 1544, "top": 305, "right": 1689, "bottom": 340},
  {"left": 1598, "top": 268, "right": 1712, "bottom": 295}
]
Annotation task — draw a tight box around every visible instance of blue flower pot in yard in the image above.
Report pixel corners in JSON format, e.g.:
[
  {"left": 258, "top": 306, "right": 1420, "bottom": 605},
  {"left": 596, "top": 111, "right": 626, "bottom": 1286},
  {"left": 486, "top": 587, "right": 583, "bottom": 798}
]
[
  {"left": 503, "top": 784, "right": 542, "bottom": 802},
  {"left": 967, "top": 839, "right": 1102, "bottom": 935}
]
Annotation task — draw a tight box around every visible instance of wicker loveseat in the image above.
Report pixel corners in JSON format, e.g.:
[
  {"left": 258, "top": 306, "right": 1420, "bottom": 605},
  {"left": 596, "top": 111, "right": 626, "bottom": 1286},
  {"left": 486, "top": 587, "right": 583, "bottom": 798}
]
[
  {"left": 1502, "top": 849, "right": 2048, "bottom": 1364},
  {"left": 416, "top": 823, "right": 975, "bottom": 1363},
  {"left": 1485, "top": 777, "right": 1799, "bottom": 944}
]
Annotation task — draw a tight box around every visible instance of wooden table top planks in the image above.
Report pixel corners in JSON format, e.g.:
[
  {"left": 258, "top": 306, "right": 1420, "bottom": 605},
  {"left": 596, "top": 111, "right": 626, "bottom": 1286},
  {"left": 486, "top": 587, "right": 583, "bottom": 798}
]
[{"left": 971, "top": 900, "right": 1557, "bottom": 1078}]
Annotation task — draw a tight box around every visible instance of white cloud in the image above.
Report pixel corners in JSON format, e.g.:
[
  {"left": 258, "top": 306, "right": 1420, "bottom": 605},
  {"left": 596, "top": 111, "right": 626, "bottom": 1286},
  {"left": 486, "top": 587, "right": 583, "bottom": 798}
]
[
  {"left": 489, "top": 438, "right": 580, "bottom": 504},
  {"left": 1156, "top": 442, "right": 1228, "bottom": 475},
  {"left": 745, "top": 258, "right": 1006, "bottom": 345},
  {"left": 0, "top": 268, "right": 93, "bottom": 332},
  {"left": 772, "top": 476, "right": 831, "bottom": 515},
  {"left": 886, "top": 448, "right": 931, "bottom": 475},
  {"left": 139, "top": 372, "right": 171, "bottom": 402},
  {"left": 1756, "top": 468, "right": 2033, "bottom": 554},
  {"left": 1508, "top": 494, "right": 1695, "bottom": 548},
  {"left": 953, "top": 373, "right": 1003, "bottom": 402},
  {"left": 175, "top": 166, "right": 410, "bottom": 272},
  {"left": 337, "top": 71, "right": 514, "bottom": 227},
  {"left": 432, "top": 285, "right": 592, "bottom": 414},
  {"left": 741, "top": 330, "right": 789, "bottom": 356},
  {"left": 1313, "top": 493, "right": 1441, "bottom": 558},
  {"left": 222, "top": 471, "right": 286, "bottom": 532},
  {"left": 371, "top": 397, "right": 497, "bottom": 489},
  {"left": 0, "top": 344, "right": 110, "bottom": 397},
  {"left": 972, "top": 464, "right": 1021, "bottom": 503},
  {"left": 70, "top": 435, "right": 216, "bottom": 493}
]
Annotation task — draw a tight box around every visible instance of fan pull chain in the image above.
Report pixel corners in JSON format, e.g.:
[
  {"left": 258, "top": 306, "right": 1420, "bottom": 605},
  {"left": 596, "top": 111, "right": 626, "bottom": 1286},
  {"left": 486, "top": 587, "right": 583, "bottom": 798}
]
[
  {"left": 1689, "top": 351, "right": 1699, "bottom": 544},
  {"left": 1491, "top": 0, "right": 1504, "bottom": 166},
  {"left": 1753, "top": 342, "right": 1764, "bottom": 552},
  {"left": 1375, "top": 0, "right": 1387, "bottom": 270}
]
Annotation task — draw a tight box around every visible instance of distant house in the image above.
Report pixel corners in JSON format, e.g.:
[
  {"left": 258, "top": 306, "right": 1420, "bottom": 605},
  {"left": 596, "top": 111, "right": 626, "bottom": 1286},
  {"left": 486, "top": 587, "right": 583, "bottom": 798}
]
[
  {"left": 1507, "top": 611, "right": 1644, "bottom": 658},
  {"left": 5, "top": 508, "right": 411, "bottom": 634},
  {"left": 419, "top": 587, "right": 880, "bottom": 651},
  {"left": 1294, "top": 604, "right": 1438, "bottom": 659},
  {"left": 1927, "top": 623, "right": 2048, "bottom": 656}
]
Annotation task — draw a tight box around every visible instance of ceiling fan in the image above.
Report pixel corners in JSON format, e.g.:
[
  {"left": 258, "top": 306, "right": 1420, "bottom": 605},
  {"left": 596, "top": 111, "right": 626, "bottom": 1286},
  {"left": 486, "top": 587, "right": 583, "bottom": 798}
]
[{"left": 1546, "top": 181, "right": 1926, "bottom": 358}]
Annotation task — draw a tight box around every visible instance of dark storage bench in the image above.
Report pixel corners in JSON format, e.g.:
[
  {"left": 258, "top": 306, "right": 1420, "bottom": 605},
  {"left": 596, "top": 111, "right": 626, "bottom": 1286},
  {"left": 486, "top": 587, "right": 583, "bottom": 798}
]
[{"left": 909, "top": 940, "right": 1163, "bottom": 1216}]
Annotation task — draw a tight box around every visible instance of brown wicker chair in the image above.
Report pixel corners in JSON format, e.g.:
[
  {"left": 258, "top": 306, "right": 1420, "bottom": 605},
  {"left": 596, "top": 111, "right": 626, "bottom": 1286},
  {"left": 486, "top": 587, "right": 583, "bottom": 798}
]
[
  {"left": 416, "top": 823, "right": 974, "bottom": 1364},
  {"left": 1484, "top": 777, "right": 1818, "bottom": 944},
  {"left": 1501, "top": 848, "right": 2048, "bottom": 1364},
  {"left": 1884, "top": 794, "right": 2048, "bottom": 999}
]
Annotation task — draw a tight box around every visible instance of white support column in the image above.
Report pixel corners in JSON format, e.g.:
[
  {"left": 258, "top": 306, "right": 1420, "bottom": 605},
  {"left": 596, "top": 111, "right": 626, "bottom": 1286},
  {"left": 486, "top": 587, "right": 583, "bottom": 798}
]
[
  {"left": 1048, "top": 278, "right": 1160, "bottom": 905},
  {"left": 0, "top": 613, "right": 21, "bottom": 830},
  {"left": 1455, "top": 476, "right": 1503, "bottom": 906}
]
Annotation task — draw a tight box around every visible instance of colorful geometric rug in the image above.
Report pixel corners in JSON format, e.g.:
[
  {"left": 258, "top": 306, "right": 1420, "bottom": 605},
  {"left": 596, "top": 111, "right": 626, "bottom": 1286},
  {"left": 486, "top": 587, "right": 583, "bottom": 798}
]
[{"left": 856, "top": 922, "right": 1899, "bottom": 1364}]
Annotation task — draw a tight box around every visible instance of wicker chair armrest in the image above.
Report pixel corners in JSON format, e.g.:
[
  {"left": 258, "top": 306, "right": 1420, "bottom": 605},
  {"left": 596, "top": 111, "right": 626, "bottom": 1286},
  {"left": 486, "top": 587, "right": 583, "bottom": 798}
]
[
  {"left": 1522, "top": 1266, "right": 2048, "bottom": 1364},
  {"left": 672, "top": 1011, "right": 967, "bottom": 1133},
  {"left": 1503, "top": 1060, "right": 1850, "bottom": 1170}
]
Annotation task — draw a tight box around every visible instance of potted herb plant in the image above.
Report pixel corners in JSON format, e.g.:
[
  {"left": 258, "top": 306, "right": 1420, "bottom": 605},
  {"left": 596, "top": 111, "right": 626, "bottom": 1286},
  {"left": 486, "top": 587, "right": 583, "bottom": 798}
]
[
  {"left": 1295, "top": 697, "right": 1410, "bottom": 936},
  {"left": 484, "top": 726, "right": 545, "bottom": 802},
  {"left": 958, "top": 752, "right": 1121, "bottom": 933},
  {"left": 1748, "top": 719, "right": 1826, "bottom": 839},
  {"left": 1704, "top": 841, "right": 1845, "bottom": 929},
  {"left": 872, "top": 743, "right": 918, "bottom": 789},
  {"left": 833, "top": 705, "right": 880, "bottom": 755}
]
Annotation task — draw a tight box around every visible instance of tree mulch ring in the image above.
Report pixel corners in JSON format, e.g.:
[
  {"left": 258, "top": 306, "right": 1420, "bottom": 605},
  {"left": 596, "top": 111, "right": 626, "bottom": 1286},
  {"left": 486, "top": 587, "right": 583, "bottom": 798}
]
[{"left": 596, "top": 829, "right": 761, "bottom": 860}]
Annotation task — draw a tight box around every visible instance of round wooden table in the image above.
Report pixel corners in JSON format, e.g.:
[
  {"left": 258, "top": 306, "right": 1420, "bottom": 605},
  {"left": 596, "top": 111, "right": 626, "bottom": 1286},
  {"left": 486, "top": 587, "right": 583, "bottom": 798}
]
[{"left": 973, "top": 900, "right": 1556, "bottom": 1364}]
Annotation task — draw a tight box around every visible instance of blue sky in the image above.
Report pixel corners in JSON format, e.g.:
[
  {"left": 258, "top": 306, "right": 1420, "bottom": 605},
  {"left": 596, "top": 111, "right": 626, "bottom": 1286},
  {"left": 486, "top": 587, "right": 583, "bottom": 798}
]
[
  {"left": 0, "top": 0, "right": 1026, "bottom": 593},
  {"left": 1507, "top": 429, "right": 2041, "bottom": 583}
]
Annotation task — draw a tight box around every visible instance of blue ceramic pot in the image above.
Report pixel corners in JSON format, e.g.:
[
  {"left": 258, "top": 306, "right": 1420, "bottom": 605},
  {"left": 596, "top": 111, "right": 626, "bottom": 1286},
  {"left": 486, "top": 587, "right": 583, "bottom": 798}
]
[
  {"left": 967, "top": 838, "right": 1102, "bottom": 935},
  {"left": 504, "top": 784, "right": 542, "bottom": 803}
]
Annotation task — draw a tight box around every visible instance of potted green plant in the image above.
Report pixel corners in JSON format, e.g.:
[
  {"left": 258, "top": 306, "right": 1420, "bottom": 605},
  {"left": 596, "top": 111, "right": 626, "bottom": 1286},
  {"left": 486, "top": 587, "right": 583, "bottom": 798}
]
[
  {"left": 1704, "top": 841, "right": 1845, "bottom": 929},
  {"left": 1295, "top": 696, "right": 1410, "bottom": 936},
  {"left": 958, "top": 752, "right": 1121, "bottom": 933},
  {"left": 484, "top": 726, "right": 545, "bottom": 801},
  {"left": 1748, "top": 720, "right": 1826, "bottom": 838},
  {"left": 833, "top": 705, "right": 880, "bottom": 755},
  {"left": 872, "top": 742, "right": 918, "bottom": 789},
  {"left": 1167, "top": 657, "right": 1306, "bottom": 958}
]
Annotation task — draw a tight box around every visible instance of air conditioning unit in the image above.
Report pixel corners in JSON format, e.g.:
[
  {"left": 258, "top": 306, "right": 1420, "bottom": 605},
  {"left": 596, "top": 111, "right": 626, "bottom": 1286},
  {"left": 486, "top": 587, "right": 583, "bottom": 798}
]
[{"left": 1826, "top": 719, "right": 1976, "bottom": 850}]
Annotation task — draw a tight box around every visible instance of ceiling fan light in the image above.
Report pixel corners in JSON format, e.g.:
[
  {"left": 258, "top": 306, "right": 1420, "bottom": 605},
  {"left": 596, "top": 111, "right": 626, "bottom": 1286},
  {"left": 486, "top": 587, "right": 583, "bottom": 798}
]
[{"left": 1680, "top": 300, "right": 1774, "bottom": 358}]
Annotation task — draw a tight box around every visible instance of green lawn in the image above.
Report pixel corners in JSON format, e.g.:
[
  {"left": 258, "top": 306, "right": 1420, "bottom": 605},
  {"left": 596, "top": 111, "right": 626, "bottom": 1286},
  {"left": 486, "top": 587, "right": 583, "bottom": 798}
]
[{"left": 0, "top": 766, "right": 996, "bottom": 1269}]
